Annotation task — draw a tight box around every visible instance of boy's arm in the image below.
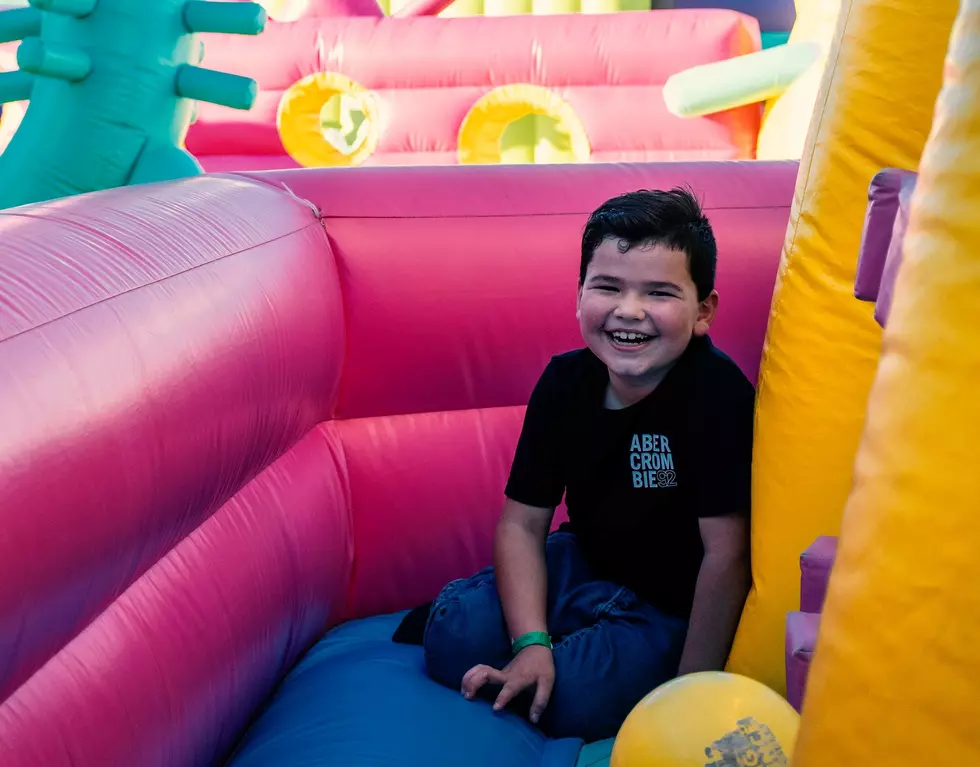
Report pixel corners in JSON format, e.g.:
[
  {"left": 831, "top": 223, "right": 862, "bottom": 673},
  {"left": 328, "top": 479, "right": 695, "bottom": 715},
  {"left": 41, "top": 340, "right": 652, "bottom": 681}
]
[
  {"left": 494, "top": 356, "right": 564, "bottom": 636},
  {"left": 677, "top": 513, "right": 751, "bottom": 675},
  {"left": 460, "top": 498, "right": 556, "bottom": 723},
  {"left": 677, "top": 371, "right": 755, "bottom": 675},
  {"left": 460, "top": 358, "right": 564, "bottom": 721},
  {"left": 494, "top": 499, "right": 554, "bottom": 638}
]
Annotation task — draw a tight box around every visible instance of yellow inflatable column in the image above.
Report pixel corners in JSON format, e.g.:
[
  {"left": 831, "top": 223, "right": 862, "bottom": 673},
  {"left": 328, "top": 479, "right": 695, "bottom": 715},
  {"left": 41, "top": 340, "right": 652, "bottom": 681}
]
[
  {"left": 726, "top": 0, "right": 960, "bottom": 693},
  {"left": 795, "top": 3, "right": 980, "bottom": 762}
]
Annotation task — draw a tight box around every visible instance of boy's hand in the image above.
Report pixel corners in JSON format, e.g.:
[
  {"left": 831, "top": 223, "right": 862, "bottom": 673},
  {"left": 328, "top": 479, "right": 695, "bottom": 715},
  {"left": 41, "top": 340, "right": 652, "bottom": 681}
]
[{"left": 460, "top": 645, "right": 555, "bottom": 724}]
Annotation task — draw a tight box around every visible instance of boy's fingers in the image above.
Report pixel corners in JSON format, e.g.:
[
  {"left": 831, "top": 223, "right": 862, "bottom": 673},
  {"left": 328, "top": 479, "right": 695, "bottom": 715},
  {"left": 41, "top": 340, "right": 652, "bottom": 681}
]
[
  {"left": 492, "top": 678, "right": 524, "bottom": 711},
  {"left": 529, "top": 674, "right": 554, "bottom": 724},
  {"left": 461, "top": 665, "right": 504, "bottom": 698}
]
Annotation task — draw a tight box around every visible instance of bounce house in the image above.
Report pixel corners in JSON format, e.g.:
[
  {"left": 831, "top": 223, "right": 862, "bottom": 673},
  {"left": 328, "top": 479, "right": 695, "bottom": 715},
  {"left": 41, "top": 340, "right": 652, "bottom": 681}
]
[
  {"left": 4, "top": 0, "right": 980, "bottom": 766},
  {"left": 0, "top": 0, "right": 828, "bottom": 176}
]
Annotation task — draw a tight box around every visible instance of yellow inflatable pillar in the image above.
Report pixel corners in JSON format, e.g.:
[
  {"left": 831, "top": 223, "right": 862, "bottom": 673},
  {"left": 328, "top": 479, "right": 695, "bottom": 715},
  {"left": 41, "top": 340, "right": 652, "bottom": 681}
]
[
  {"left": 726, "top": 0, "right": 960, "bottom": 693},
  {"left": 795, "top": 3, "right": 980, "bottom": 762}
]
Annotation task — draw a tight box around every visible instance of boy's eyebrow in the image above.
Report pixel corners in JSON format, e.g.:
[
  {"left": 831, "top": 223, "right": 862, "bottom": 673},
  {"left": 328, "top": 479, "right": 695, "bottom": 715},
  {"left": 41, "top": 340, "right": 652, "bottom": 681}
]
[
  {"left": 587, "top": 274, "right": 683, "bottom": 291},
  {"left": 586, "top": 273, "right": 621, "bottom": 283}
]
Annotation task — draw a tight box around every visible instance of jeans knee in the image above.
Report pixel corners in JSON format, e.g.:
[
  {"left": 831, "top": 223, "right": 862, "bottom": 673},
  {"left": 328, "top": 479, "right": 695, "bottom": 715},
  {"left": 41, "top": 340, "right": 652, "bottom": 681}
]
[
  {"left": 538, "top": 675, "right": 623, "bottom": 742},
  {"left": 537, "top": 617, "right": 684, "bottom": 743},
  {"left": 422, "top": 583, "right": 509, "bottom": 689},
  {"left": 422, "top": 601, "right": 467, "bottom": 686}
]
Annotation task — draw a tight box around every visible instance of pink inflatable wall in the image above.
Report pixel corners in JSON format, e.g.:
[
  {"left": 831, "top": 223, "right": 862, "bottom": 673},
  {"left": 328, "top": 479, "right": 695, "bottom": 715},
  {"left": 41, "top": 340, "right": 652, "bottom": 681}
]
[
  {"left": 0, "top": 161, "right": 796, "bottom": 765},
  {"left": 188, "top": 10, "right": 762, "bottom": 169}
]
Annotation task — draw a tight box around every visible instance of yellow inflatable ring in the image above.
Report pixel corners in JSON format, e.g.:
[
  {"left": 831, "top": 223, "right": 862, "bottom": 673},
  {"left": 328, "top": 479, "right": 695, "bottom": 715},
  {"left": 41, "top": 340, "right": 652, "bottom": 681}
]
[
  {"left": 457, "top": 84, "right": 591, "bottom": 165},
  {"left": 276, "top": 72, "right": 380, "bottom": 168}
]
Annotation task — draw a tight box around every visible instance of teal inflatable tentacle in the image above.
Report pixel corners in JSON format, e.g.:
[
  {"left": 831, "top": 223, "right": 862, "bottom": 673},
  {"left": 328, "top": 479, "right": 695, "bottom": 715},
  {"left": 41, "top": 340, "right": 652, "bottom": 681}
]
[
  {"left": 0, "top": 0, "right": 266, "bottom": 210},
  {"left": 0, "top": 7, "right": 42, "bottom": 43}
]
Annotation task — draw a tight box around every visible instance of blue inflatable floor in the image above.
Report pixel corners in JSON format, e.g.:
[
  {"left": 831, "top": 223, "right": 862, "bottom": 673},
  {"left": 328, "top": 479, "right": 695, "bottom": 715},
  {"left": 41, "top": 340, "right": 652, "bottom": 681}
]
[{"left": 227, "top": 611, "right": 613, "bottom": 767}]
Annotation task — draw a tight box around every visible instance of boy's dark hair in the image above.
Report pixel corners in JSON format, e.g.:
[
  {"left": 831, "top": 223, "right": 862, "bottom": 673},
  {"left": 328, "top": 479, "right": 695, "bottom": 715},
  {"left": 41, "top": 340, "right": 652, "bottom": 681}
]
[{"left": 580, "top": 187, "right": 717, "bottom": 301}]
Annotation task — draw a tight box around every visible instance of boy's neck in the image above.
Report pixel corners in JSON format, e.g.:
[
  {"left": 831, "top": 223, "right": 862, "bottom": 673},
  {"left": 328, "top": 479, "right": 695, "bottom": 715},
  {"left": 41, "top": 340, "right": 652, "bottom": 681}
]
[{"left": 604, "top": 363, "right": 675, "bottom": 410}]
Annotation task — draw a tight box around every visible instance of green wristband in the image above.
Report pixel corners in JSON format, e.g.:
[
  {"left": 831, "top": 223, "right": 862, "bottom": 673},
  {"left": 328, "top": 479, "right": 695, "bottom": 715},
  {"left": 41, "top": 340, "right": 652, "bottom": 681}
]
[{"left": 511, "top": 631, "right": 552, "bottom": 655}]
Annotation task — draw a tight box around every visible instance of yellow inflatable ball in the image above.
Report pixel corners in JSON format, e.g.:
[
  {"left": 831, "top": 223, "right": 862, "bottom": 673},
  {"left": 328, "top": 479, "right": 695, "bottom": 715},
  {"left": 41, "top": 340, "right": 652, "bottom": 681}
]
[{"left": 610, "top": 672, "right": 800, "bottom": 767}]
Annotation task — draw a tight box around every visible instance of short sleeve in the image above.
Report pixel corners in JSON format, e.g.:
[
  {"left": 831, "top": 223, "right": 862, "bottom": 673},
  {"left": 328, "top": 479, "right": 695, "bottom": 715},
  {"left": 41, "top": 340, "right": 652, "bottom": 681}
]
[
  {"left": 692, "top": 382, "right": 755, "bottom": 518},
  {"left": 504, "top": 359, "right": 566, "bottom": 509}
]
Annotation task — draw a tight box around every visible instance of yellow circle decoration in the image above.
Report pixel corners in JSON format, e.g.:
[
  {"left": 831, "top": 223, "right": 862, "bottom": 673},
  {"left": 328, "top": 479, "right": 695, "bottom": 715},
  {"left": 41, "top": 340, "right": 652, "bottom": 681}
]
[
  {"left": 277, "top": 72, "right": 381, "bottom": 168},
  {"left": 457, "top": 84, "right": 591, "bottom": 165}
]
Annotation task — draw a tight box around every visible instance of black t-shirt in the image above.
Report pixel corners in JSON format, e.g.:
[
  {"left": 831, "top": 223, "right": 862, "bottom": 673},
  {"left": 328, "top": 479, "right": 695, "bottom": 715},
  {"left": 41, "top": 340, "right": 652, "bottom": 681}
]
[{"left": 504, "top": 334, "right": 755, "bottom": 619}]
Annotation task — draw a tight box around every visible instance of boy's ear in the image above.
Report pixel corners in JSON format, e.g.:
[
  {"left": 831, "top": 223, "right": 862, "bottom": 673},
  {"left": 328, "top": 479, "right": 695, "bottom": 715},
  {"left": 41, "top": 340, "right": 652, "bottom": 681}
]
[{"left": 693, "top": 290, "right": 719, "bottom": 336}]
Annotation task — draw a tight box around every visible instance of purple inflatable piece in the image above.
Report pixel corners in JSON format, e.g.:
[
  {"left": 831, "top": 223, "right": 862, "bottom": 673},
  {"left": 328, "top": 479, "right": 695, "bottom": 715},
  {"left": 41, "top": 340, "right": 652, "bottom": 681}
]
[
  {"left": 874, "top": 173, "right": 917, "bottom": 327},
  {"left": 800, "top": 535, "right": 838, "bottom": 613},
  {"left": 854, "top": 168, "right": 917, "bottom": 302},
  {"left": 785, "top": 611, "right": 820, "bottom": 712},
  {"left": 666, "top": 0, "right": 796, "bottom": 32}
]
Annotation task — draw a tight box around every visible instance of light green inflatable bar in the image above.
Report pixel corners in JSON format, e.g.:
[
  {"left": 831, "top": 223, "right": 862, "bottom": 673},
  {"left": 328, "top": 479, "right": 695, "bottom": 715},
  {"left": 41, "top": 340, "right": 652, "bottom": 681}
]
[
  {"left": 0, "top": 0, "right": 266, "bottom": 210},
  {"left": 663, "top": 42, "right": 821, "bottom": 118}
]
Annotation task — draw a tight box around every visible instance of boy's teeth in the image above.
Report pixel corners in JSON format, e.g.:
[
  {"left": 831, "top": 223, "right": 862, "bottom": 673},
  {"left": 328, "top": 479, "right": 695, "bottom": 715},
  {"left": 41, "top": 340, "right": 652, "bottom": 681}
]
[{"left": 611, "top": 331, "right": 649, "bottom": 343}]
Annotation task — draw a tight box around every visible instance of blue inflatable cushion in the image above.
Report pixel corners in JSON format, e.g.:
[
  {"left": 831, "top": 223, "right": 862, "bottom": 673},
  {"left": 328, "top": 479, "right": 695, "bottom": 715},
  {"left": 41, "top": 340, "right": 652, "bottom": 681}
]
[{"left": 226, "top": 611, "right": 586, "bottom": 767}]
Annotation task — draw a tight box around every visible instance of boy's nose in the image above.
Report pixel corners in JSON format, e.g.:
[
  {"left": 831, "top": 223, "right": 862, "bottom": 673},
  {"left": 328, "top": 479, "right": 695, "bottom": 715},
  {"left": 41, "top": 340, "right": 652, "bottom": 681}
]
[{"left": 614, "top": 294, "right": 646, "bottom": 320}]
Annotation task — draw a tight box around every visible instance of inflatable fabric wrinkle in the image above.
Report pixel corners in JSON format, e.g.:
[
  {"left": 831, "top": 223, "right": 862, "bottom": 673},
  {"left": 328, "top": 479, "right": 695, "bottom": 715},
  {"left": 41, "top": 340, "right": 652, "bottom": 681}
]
[
  {"left": 1, "top": 218, "right": 325, "bottom": 345},
  {"left": 313, "top": 421, "right": 362, "bottom": 620}
]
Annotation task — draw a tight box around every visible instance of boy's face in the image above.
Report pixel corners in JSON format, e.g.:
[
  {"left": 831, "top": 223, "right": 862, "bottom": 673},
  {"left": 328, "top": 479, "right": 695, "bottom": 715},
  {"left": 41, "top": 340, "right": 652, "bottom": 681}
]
[{"left": 576, "top": 238, "right": 718, "bottom": 388}]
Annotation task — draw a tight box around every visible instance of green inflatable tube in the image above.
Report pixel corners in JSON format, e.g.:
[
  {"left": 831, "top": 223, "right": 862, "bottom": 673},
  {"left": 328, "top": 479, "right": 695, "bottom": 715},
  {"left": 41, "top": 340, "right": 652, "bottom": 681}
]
[{"left": 663, "top": 42, "right": 821, "bottom": 118}]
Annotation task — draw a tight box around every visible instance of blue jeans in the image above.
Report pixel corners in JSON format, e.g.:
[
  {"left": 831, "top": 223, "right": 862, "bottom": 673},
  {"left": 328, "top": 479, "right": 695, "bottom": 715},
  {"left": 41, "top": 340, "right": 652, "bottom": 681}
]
[{"left": 422, "top": 532, "right": 688, "bottom": 743}]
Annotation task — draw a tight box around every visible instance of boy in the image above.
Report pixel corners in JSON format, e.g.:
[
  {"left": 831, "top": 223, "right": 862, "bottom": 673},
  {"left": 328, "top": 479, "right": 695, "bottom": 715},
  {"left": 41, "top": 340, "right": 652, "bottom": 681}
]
[{"left": 393, "top": 188, "right": 754, "bottom": 743}]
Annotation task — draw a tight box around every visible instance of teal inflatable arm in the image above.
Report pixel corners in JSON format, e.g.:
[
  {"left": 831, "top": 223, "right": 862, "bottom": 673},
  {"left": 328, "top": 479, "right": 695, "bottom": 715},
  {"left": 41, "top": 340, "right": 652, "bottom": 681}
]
[
  {"left": 663, "top": 42, "right": 821, "bottom": 118},
  {"left": 0, "top": 0, "right": 266, "bottom": 210}
]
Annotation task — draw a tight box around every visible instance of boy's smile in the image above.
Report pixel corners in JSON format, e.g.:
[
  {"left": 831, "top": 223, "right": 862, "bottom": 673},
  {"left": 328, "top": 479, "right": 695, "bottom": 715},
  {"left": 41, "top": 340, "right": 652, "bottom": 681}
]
[
  {"left": 576, "top": 237, "right": 717, "bottom": 404},
  {"left": 606, "top": 330, "right": 656, "bottom": 349}
]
